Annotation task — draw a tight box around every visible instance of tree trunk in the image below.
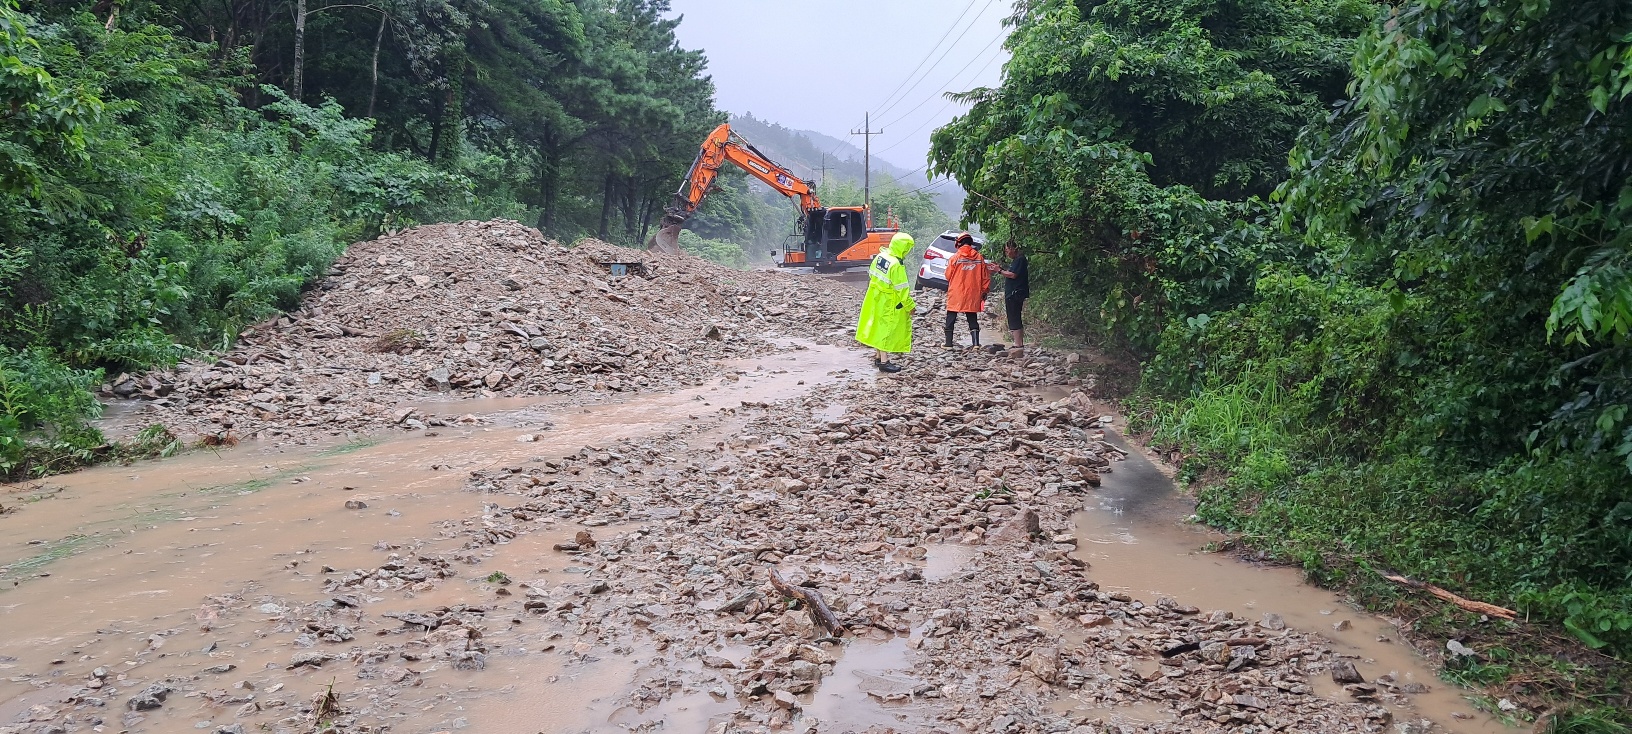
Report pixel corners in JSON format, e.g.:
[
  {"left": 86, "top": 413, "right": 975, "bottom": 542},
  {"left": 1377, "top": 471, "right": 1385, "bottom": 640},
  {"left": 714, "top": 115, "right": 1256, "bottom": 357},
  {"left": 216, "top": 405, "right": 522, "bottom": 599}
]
[
  {"left": 367, "top": 10, "right": 386, "bottom": 118},
  {"left": 433, "top": 50, "right": 465, "bottom": 168},
  {"left": 292, "top": 0, "right": 307, "bottom": 101},
  {"left": 428, "top": 95, "right": 444, "bottom": 164},
  {"left": 598, "top": 171, "right": 615, "bottom": 240},
  {"left": 638, "top": 187, "right": 656, "bottom": 244},
  {"left": 621, "top": 174, "right": 638, "bottom": 241},
  {"left": 536, "top": 138, "right": 559, "bottom": 232}
]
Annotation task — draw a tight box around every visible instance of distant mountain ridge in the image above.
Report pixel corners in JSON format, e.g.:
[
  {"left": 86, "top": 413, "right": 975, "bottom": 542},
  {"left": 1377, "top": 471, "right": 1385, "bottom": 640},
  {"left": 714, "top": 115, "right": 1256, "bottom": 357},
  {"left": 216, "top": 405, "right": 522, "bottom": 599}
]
[{"left": 729, "top": 113, "right": 964, "bottom": 220}]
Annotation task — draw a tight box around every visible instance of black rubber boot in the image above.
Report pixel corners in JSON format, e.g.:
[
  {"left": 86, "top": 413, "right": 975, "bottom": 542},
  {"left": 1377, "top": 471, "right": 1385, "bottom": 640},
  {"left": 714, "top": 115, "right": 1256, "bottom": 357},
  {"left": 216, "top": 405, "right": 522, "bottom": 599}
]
[
  {"left": 943, "top": 325, "right": 956, "bottom": 348},
  {"left": 970, "top": 329, "right": 981, "bottom": 347}
]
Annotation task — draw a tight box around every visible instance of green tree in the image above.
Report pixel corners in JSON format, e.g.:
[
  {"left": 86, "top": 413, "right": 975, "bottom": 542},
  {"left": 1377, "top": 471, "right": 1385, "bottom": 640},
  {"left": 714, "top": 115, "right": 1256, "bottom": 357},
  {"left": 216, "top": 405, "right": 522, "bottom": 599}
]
[
  {"left": 0, "top": 9, "right": 468, "bottom": 476},
  {"left": 930, "top": 0, "right": 1371, "bottom": 343},
  {"left": 0, "top": 0, "right": 100, "bottom": 198},
  {"left": 930, "top": 0, "right": 1632, "bottom": 711}
]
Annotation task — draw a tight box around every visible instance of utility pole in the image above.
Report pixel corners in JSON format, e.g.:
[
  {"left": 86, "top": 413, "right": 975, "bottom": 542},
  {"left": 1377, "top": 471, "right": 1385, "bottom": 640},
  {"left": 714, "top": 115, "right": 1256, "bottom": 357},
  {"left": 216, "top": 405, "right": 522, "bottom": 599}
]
[
  {"left": 818, "top": 154, "right": 832, "bottom": 187},
  {"left": 852, "top": 113, "right": 883, "bottom": 225}
]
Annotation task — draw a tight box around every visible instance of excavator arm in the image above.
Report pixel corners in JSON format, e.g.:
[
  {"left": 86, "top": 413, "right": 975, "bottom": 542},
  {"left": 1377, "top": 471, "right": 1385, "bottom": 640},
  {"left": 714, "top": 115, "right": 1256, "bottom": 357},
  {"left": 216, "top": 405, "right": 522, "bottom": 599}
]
[{"left": 649, "top": 123, "right": 820, "bottom": 253}]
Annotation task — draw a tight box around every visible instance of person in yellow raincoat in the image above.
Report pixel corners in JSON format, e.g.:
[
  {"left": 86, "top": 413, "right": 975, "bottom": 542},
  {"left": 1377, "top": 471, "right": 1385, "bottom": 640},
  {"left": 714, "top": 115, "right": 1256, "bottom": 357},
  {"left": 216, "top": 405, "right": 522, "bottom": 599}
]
[{"left": 855, "top": 232, "right": 916, "bottom": 373}]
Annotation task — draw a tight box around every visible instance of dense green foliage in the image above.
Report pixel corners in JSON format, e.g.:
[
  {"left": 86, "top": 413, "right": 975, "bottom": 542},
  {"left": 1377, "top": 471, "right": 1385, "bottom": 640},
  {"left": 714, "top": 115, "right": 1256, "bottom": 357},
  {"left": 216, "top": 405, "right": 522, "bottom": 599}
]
[
  {"left": 932, "top": 0, "right": 1371, "bottom": 342},
  {"left": 1, "top": 0, "right": 722, "bottom": 476},
  {"left": 934, "top": 0, "right": 1632, "bottom": 714}
]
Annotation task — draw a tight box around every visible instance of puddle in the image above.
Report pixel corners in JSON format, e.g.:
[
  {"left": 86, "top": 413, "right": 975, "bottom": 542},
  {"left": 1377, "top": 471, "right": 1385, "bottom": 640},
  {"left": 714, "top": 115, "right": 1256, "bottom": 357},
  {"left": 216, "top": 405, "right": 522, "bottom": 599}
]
[
  {"left": 1072, "top": 431, "right": 1522, "bottom": 734},
  {"left": 922, "top": 543, "right": 977, "bottom": 582},
  {"left": 803, "top": 632, "right": 934, "bottom": 729}
]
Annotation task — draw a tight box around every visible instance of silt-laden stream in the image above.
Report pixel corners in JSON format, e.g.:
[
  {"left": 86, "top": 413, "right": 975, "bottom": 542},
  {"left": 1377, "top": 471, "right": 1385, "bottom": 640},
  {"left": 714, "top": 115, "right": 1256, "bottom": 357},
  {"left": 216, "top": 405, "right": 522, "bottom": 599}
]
[{"left": 1065, "top": 433, "right": 1515, "bottom": 734}]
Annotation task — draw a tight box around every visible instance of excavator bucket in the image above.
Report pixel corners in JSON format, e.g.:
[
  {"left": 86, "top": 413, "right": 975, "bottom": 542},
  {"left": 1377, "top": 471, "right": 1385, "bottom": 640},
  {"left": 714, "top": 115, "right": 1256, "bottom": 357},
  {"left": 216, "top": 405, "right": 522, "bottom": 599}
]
[{"left": 647, "top": 223, "right": 684, "bottom": 255}]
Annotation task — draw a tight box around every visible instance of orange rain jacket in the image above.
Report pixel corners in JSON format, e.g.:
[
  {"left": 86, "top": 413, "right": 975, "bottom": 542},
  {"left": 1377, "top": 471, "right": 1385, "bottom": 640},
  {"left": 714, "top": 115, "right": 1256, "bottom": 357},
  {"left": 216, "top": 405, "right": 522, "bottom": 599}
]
[{"left": 944, "top": 244, "right": 991, "bottom": 313}]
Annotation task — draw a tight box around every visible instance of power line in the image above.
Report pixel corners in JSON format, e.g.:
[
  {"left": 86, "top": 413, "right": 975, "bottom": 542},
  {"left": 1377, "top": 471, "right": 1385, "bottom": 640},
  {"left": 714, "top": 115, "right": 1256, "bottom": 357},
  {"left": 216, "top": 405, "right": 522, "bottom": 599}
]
[
  {"left": 827, "top": 0, "right": 996, "bottom": 168},
  {"left": 874, "top": 0, "right": 1000, "bottom": 122},
  {"left": 874, "top": 44, "right": 1009, "bottom": 156},
  {"left": 878, "top": 32, "right": 1006, "bottom": 132},
  {"left": 866, "top": 0, "right": 985, "bottom": 118},
  {"left": 874, "top": 0, "right": 1001, "bottom": 121},
  {"left": 817, "top": 0, "right": 1002, "bottom": 193},
  {"left": 891, "top": 160, "right": 935, "bottom": 184},
  {"left": 901, "top": 177, "right": 955, "bottom": 198}
]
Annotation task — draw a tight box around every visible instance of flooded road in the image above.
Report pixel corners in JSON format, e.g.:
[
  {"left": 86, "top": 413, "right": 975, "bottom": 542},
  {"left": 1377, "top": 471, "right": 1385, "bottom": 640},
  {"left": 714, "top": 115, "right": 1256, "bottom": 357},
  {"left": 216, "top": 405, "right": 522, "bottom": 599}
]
[
  {"left": 0, "top": 339, "right": 867, "bottom": 733},
  {"left": 1, "top": 334, "right": 1521, "bottom": 734},
  {"left": 1068, "top": 432, "right": 1519, "bottom": 734}
]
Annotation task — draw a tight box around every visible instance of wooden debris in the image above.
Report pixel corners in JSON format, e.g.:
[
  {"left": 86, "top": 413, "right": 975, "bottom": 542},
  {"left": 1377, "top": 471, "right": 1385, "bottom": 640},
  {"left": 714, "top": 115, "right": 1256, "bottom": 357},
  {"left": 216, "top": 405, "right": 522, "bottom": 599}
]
[
  {"left": 766, "top": 567, "right": 844, "bottom": 637},
  {"left": 1382, "top": 574, "right": 1517, "bottom": 620}
]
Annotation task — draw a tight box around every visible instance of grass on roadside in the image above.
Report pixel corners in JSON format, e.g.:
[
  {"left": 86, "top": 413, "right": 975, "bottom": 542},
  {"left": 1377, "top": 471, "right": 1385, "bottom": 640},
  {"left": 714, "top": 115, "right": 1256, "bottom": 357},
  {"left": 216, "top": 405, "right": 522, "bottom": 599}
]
[{"left": 1, "top": 533, "right": 103, "bottom": 582}]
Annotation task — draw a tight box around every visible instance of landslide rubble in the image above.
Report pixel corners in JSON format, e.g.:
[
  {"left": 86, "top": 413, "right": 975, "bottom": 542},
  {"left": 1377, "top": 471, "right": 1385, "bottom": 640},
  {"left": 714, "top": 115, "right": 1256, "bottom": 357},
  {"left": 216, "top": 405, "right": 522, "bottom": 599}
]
[
  {"left": 12, "top": 345, "right": 1444, "bottom": 734},
  {"left": 8, "top": 230, "right": 1465, "bottom": 734},
  {"left": 106, "top": 219, "right": 858, "bottom": 443},
  {"left": 442, "top": 359, "right": 1399, "bottom": 734}
]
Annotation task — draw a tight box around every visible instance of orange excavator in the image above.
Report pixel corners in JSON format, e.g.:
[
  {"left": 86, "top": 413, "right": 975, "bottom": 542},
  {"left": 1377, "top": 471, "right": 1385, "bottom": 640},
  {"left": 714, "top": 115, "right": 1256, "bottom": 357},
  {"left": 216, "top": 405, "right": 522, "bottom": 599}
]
[{"left": 648, "top": 123, "right": 900, "bottom": 271}]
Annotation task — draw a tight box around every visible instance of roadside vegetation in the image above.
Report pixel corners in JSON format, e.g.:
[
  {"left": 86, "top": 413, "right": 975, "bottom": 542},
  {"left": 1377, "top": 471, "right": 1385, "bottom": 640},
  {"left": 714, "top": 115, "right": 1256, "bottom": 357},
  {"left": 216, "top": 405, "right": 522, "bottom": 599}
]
[
  {"left": 932, "top": 0, "right": 1632, "bottom": 726},
  {"left": 0, "top": 0, "right": 723, "bottom": 477}
]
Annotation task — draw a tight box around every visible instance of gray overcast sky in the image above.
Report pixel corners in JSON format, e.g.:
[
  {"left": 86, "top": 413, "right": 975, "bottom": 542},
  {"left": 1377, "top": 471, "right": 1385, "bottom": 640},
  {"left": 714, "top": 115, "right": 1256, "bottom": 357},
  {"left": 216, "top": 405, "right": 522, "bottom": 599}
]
[{"left": 667, "top": 0, "right": 1011, "bottom": 178}]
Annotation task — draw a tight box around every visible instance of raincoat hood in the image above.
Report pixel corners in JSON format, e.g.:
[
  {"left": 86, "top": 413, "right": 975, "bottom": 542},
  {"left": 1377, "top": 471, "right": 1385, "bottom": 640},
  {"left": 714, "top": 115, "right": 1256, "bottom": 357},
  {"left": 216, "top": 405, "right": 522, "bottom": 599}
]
[
  {"left": 956, "top": 243, "right": 981, "bottom": 259},
  {"left": 888, "top": 233, "right": 915, "bottom": 259},
  {"left": 856, "top": 234, "right": 917, "bottom": 353}
]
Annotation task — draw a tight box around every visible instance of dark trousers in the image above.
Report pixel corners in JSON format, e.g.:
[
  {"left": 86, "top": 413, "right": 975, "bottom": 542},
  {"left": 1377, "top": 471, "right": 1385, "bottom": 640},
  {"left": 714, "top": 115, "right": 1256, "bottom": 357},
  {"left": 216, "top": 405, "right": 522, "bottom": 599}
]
[
  {"left": 944, "top": 311, "right": 979, "bottom": 344},
  {"left": 1005, "top": 293, "right": 1025, "bottom": 331}
]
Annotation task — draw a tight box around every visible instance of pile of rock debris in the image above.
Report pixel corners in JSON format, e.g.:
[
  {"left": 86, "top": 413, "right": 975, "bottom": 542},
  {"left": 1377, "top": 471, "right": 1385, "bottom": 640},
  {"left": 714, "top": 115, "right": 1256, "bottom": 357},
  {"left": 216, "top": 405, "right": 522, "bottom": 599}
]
[
  {"left": 104, "top": 220, "right": 859, "bottom": 443},
  {"left": 69, "top": 349, "right": 1415, "bottom": 734}
]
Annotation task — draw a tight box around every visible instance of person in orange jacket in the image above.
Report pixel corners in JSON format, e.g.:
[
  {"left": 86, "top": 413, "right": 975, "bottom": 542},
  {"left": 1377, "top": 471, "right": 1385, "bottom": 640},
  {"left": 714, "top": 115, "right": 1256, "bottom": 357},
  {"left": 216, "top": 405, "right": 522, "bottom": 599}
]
[{"left": 943, "top": 233, "right": 995, "bottom": 347}]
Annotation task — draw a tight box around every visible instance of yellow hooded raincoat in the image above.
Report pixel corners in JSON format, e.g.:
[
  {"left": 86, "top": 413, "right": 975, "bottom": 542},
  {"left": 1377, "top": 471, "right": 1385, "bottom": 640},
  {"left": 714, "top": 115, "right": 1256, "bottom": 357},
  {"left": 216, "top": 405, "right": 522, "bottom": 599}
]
[{"left": 855, "top": 233, "right": 916, "bottom": 353}]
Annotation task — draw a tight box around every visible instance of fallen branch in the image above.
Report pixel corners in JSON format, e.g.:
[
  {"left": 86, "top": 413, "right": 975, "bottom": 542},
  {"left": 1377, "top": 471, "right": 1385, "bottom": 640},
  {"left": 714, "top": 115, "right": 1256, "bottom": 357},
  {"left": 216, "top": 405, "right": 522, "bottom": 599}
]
[
  {"left": 1382, "top": 574, "right": 1517, "bottom": 620},
  {"left": 766, "top": 567, "right": 844, "bottom": 637}
]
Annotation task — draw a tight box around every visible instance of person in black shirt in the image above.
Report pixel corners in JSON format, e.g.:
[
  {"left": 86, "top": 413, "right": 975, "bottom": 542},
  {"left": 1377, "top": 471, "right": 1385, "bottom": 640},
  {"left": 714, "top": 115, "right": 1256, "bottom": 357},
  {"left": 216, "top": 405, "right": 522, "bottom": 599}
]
[{"left": 999, "top": 241, "right": 1030, "bottom": 349}]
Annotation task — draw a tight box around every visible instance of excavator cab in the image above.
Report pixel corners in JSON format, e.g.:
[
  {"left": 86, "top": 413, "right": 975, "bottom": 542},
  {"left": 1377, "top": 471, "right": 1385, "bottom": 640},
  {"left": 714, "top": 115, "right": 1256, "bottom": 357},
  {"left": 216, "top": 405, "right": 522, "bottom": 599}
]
[
  {"left": 780, "top": 206, "right": 898, "bottom": 271},
  {"left": 795, "top": 208, "right": 866, "bottom": 264}
]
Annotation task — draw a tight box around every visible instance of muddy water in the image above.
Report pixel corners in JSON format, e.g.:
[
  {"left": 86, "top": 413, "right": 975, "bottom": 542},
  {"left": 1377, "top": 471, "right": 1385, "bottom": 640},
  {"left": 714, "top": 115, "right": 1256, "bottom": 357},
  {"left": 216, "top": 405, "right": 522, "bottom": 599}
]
[
  {"left": 804, "top": 631, "right": 936, "bottom": 729},
  {"left": 1067, "top": 431, "right": 1520, "bottom": 733},
  {"left": 4, "top": 337, "right": 1527, "bottom": 733},
  {"left": 0, "top": 340, "right": 865, "bottom": 732}
]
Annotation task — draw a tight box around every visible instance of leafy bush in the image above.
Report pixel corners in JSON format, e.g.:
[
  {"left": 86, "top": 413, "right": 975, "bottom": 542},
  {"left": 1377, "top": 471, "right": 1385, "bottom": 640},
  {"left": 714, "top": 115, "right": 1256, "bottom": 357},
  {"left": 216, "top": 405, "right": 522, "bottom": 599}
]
[
  {"left": 1140, "top": 271, "right": 1632, "bottom": 658},
  {"left": 677, "top": 229, "right": 749, "bottom": 269},
  {"left": 0, "top": 11, "right": 472, "bottom": 477},
  {"left": 941, "top": 0, "right": 1632, "bottom": 686},
  {"left": 0, "top": 346, "right": 103, "bottom": 475}
]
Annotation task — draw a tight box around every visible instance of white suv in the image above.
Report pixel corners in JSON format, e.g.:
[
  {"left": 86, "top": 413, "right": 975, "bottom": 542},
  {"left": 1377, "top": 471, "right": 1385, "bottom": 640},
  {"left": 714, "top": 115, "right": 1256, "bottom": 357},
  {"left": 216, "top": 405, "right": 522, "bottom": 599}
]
[{"left": 915, "top": 231, "right": 983, "bottom": 291}]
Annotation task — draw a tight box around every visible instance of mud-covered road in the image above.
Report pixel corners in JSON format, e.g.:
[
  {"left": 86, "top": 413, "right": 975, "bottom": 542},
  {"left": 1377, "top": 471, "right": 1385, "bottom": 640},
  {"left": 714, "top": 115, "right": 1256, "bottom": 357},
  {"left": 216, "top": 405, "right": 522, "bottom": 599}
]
[{"left": 1, "top": 223, "right": 1520, "bottom": 734}]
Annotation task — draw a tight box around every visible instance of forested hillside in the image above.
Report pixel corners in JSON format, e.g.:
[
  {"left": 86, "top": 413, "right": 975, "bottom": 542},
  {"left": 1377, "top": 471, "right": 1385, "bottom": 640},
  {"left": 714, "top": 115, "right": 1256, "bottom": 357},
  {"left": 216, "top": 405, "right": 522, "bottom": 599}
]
[
  {"left": 933, "top": 0, "right": 1631, "bottom": 723},
  {"left": 1, "top": 0, "right": 720, "bottom": 474}
]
